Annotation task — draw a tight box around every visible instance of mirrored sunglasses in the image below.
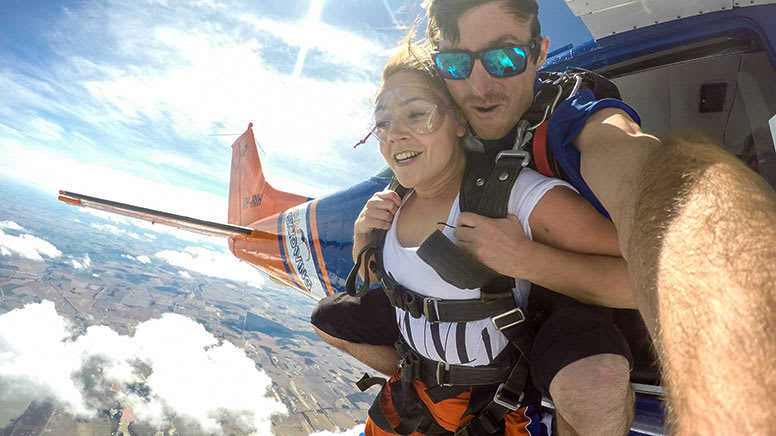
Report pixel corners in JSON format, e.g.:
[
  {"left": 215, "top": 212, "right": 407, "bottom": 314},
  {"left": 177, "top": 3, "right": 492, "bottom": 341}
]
[{"left": 432, "top": 41, "right": 538, "bottom": 80}]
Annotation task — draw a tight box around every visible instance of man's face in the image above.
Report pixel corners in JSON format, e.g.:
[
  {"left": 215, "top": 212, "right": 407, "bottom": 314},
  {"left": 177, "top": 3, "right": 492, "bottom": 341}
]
[{"left": 439, "top": 1, "right": 548, "bottom": 140}]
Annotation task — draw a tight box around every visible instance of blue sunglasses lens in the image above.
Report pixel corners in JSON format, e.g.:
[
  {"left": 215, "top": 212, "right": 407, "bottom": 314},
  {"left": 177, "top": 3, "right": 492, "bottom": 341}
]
[
  {"left": 434, "top": 52, "right": 472, "bottom": 80},
  {"left": 483, "top": 47, "right": 527, "bottom": 78}
]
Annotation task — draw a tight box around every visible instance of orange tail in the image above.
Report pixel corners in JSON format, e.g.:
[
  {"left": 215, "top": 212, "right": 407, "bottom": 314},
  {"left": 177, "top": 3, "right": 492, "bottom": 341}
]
[{"left": 228, "top": 124, "right": 309, "bottom": 226}]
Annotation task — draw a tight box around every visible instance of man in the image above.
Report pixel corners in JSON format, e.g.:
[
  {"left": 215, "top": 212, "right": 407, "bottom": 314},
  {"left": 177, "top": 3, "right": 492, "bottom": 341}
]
[{"left": 425, "top": 0, "right": 776, "bottom": 435}]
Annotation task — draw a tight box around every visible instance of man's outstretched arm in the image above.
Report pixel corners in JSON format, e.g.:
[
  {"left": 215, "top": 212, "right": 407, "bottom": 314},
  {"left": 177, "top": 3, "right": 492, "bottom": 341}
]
[{"left": 575, "top": 108, "right": 776, "bottom": 435}]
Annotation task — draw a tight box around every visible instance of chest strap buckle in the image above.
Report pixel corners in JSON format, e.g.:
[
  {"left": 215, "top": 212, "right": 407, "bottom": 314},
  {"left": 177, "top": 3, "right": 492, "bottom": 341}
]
[
  {"left": 423, "top": 297, "right": 441, "bottom": 323},
  {"left": 436, "top": 361, "right": 453, "bottom": 387}
]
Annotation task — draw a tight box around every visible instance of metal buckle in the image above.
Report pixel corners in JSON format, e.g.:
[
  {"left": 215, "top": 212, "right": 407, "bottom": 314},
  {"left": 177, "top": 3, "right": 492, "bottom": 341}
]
[
  {"left": 435, "top": 361, "right": 453, "bottom": 387},
  {"left": 491, "top": 307, "right": 525, "bottom": 331},
  {"left": 423, "top": 298, "right": 441, "bottom": 323},
  {"left": 493, "top": 383, "right": 523, "bottom": 411},
  {"left": 495, "top": 149, "right": 531, "bottom": 169}
]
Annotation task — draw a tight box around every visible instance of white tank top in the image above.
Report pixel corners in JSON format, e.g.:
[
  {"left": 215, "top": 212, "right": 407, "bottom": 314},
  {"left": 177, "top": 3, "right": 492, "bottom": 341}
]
[{"left": 383, "top": 167, "right": 575, "bottom": 366}]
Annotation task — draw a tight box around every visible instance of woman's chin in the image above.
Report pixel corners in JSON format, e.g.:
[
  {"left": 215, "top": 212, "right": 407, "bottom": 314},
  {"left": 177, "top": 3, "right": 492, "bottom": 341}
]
[{"left": 394, "top": 173, "right": 417, "bottom": 189}]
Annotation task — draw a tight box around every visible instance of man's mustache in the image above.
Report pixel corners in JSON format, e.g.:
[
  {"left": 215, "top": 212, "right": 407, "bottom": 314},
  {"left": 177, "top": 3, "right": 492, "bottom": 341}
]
[{"left": 460, "top": 92, "right": 508, "bottom": 107}]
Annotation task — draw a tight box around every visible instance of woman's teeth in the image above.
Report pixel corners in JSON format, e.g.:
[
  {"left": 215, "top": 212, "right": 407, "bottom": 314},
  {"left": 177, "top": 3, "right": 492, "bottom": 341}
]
[{"left": 395, "top": 151, "right": 420, "bottom": 163}]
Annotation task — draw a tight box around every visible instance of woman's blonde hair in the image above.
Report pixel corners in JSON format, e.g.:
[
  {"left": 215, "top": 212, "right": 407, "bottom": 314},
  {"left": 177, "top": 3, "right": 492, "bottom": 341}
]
[{"left": 375, "top": 36, "right": 451, "bottom": 104}]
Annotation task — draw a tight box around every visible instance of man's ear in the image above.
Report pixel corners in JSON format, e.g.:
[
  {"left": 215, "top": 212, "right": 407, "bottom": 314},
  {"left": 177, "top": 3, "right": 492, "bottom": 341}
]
[{"left": 536, "top": 36, "right": 550, "bottom": 69}]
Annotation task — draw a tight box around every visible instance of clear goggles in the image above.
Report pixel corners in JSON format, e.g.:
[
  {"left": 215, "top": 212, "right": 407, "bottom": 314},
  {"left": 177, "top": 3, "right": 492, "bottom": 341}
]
[{"left": 354, "top": 85, "right": 460, "bottom": 147}]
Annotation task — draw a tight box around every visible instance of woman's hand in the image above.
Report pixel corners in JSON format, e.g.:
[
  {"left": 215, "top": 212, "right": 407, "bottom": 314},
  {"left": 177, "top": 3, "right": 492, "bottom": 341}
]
[{"left": 354, "top": 190, "right": 402, "bottom": 237}]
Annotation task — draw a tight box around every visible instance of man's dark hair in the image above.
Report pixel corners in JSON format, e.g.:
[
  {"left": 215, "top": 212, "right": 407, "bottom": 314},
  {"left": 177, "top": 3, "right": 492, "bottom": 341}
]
[{"left": 425, "top": 0, "right": 541, "bottom": 60}]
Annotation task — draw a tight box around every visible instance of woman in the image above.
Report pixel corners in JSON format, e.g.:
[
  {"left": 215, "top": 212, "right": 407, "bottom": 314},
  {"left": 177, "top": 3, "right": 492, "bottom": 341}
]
[{"left": 354, "top": 41, "right": 630, "bottom": 436}]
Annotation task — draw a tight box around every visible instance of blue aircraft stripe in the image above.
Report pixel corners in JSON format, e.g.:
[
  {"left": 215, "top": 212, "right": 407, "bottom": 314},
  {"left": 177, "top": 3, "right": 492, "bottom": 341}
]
[
  {"left": 277, "top": 211, "right": 300, "bottom": 289},
  {"left": 315, "top": 177, "right": 390, "bottom": 294}
]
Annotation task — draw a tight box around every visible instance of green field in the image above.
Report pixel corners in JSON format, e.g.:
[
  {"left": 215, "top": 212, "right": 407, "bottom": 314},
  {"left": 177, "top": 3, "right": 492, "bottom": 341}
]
[{"left": 1, "top": 283, "right": 23, "bottom": 295}]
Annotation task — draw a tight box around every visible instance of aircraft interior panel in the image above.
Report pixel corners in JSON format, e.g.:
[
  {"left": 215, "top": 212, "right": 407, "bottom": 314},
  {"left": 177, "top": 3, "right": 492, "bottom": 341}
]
[
  {"left": 610, "top": 68, "right": 671, "bottom": 139},
  {"left": 610, "top": 49, "right": 776, "bottom": 187}
]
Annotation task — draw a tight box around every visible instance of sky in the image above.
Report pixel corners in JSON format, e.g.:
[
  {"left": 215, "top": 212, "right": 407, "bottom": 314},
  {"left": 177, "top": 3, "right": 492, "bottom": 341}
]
[
  {"left": 0, "top": 0, "right": 591, "bottom": 224},
  {"left": 0, "top": 1, "right": 591, "bottom": 434}
]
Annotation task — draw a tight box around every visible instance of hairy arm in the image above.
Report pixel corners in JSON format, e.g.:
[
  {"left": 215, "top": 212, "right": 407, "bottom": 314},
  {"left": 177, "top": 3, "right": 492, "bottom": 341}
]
[
  {"left": 573, "top": 108, "right": 662, "bottom": 261},
  {"left": 528, "top": 185, "right": 634, "bottom": 308},
  {"left": 575, "top": 111, "right": 776, "bottom": 434},
  {"left": 455, "top": 188, "right": 635, "bottom": 309}
]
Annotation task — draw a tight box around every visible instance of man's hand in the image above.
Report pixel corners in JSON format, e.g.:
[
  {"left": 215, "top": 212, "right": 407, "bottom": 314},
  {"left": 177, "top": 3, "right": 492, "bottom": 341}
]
[
  {"left": 453, "top": 212, "right": 533, "bottom": 277},
  {"left": 354, "top": 190, "right": 402, "bottom": 237}
]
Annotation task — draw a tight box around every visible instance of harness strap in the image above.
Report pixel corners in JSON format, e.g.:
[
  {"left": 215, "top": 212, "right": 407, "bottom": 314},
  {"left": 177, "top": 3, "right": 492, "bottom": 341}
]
[
  {"left": 356, "top": 372, "right": 387, "bottom": 391},
  {"left": 382, "top": 282, "right": 518, "bottom": 323},
  {"left": 492, "top": 307, "right": 534, "bottom": 360},
  {"left": 394, "top": 302, "right": 533, "bottom": 389},
  {"left": 345, "top": 241, "right": 379, "bottom": 297},
  {"left": 417, "top": 231, "right": 508, "bottom": 293},
  {"left": 367, "top": 394, "right": 438, "bottom": 436},
  {"left": 418, "top": 147, "right": 525, "bottom": 292},
  {"left": 455, "top": 355, "right": 532, "bottom": 436},
  {"left": 406, "top": 350, "right": 516, "bottom": 387},
  {"left": 364, "top": 371, "right": 456, "bottom": 436},
  {"left": 476, "top": 149, "right": 529, "bottom": 217}
]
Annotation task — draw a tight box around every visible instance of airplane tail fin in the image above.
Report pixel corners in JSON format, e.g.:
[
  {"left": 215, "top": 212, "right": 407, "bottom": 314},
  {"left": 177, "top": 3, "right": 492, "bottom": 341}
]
[{"left": 228, "top": 124, "right": 310, "bottom": 226}]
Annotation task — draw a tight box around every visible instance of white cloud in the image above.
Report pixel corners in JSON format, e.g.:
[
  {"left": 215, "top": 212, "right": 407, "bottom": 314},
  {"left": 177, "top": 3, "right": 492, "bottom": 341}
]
[
  {"left": 240, "top": 15, "right": 387, "bottom": 71},
  {"left": 0, "top": 301, "right": 93, "bottom": 417},
  {"left": 71, "top": 254, "right": 92, "bottom": 270},
  {"left": 121, "top": 254, "right": 152, "bottom": 264},
  {"left": 154, "top": 246, "right": 265, "bottom": 288},
  {"left": 26, "top": 116, "right": 66, "bottom": 142},
  {"left": 0, "top": 221, "right": 24, "bottom": 231},
  {"left": 80, "top": 208, "right": 131, "bottom": 226},
  {"left": 129, "top": 220, "right": 205, "bottom": 243},
  {"left": 90, "top": 223, "right": 141, "bottom": 240},
  {"left": 0, "top": 301, "right": 287, "bottom": 434},
  {"left": 178, "top": 270, "right": 191, "bottom": 279},
  {"left": 0, "top": 229, "right": 62, "bottom": 261}
]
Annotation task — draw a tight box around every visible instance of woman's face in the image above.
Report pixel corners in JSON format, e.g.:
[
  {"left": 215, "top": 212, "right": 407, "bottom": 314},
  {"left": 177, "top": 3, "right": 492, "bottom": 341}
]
[{"left": 373, "top": 71, "right": 466, "bottom": 190}]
